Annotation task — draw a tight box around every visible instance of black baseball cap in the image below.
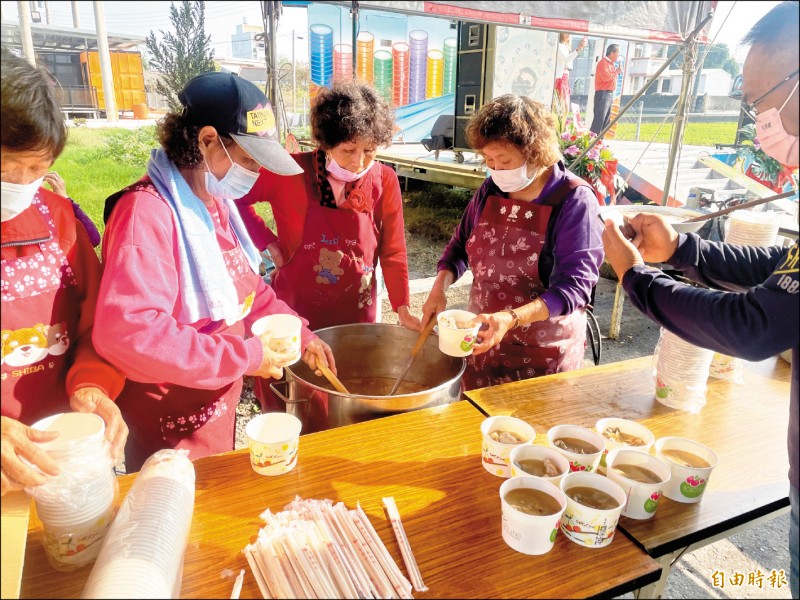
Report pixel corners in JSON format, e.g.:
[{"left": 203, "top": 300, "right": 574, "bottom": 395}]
[{"left": 178, "top": 71, "right": 302, "bottom": 176}]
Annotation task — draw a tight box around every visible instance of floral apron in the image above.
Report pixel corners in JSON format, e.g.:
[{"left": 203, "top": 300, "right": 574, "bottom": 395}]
[
  {"left": 1, "top": 194, "right": 78, "bottom": 424},
  {"left": 116, "top": 214, "right": 260, "bottom": 472},
  {"left": 463, "top": 193, "right": 586, "bottom": 390}
]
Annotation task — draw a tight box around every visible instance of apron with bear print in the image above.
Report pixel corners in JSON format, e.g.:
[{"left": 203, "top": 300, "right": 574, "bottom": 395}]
[
  {"left": 463, "top": 193, "right": 586, "bottom": 391},
  {"left": 1, "top": 194, "right": 78, "bottom": 424},
  {"left": 115, "top": 202, "right": 260, "bottom": 472}
]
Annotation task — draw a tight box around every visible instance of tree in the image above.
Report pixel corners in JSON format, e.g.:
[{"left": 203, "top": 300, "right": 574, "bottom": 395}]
[
  {"left": 670, "top": 42, "right": 740, "bottom": 78},
  {"left": 145, "top": 1, "right": 215, "bottom": 111}
]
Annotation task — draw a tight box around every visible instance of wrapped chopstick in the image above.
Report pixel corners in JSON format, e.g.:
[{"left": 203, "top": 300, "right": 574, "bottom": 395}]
[{"left": 382, "top": 497, "right": 428, "bottom": 593}]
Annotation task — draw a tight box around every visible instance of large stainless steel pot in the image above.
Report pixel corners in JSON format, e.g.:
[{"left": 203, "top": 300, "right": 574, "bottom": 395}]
[{"left": 270, "top": 323, "right": 465, "bottom": 434}]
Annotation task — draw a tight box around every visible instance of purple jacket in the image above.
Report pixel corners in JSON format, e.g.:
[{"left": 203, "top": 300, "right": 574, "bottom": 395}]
[
  {"left": 437, "top": 161, "right": 604, "bottom": 316},
  {"left": 623, "top": 234, "right": 799, "bottom": 491}
]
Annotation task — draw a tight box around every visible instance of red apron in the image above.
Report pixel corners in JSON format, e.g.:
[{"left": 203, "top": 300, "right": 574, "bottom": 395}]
[
  {"left": 555, "top": 72, "right": 571, "bottom": 110},
  {"left": 269, "top": 169, "right": 380, "bottom": 331},
  {"left": 116, "top": 211, "right": 261, "bottom": 472},
  {"left": 463, "top": 194, "right": 586, "bottom": 390},
  {"left": 1, "top": 194, "right": 79, "bottom": 424}
]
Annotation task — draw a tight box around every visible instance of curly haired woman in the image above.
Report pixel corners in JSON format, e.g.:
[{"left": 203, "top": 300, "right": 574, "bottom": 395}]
[
  {"left": 421, "top": 94, "right": 604, "bottom": 390},
  {"left": 236, "top": 81, "right": 420, "bottom": 411}
]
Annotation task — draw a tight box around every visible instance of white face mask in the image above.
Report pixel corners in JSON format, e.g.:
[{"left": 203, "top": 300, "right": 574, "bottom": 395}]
[
  {"left": 487, "top": 163, "right": 537, "bottom": 193},
  {"left": 204, "top": 141, "right": 260, "bottom": 200},
  {"left": 755, "top": 80, "right": 800, "bottom": 168},
  {"left": 1, "top": 176, "right": 44, "bottom": 222},
  {"left": 326, "top": 155, "right": 374, "bottom": 183}
]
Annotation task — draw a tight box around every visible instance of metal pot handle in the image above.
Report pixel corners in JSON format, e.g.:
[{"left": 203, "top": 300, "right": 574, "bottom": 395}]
[{"left": 269, "top": 381, "right": 309, "bottom": 405}]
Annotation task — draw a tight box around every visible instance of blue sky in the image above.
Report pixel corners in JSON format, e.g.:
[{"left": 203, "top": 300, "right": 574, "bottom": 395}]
[{"left": 0, "top": 1, "right": 781, "bottom": 63}]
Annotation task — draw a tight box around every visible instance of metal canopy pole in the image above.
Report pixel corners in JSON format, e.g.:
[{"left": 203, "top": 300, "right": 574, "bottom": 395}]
[
  {"left": 351, "top": 1, "right": 359, "bottom": 79},
  {"left": 568, "top": 9, "right": 714, "bottom": 181}
]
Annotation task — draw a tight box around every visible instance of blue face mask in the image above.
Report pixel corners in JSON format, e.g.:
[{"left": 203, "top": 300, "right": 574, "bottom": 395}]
[{"left": 204, "top": 140, "right": 260, "bottom": 200}]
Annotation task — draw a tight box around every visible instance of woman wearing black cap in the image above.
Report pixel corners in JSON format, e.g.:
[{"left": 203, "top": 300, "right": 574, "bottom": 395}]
[{"left": 94, "top": 72, "right": 335, "bottom": 472}]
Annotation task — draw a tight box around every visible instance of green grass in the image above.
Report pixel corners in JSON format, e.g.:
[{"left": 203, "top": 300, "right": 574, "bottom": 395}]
[{"left": 613, "top": 121, "right": 738, "bottom": 146}]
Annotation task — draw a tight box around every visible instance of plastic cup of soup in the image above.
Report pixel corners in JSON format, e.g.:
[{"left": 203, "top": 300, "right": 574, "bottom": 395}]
[
  {"left": 595, "top": 417, "right": 655, "bottom": 472},
  {"left": 560, "top": 471, "right": 627, "bottom": 548},
  {"left": 606, "top": 448, "right": 671, "bottom": 520},
  {"left": 437, "top": 309, "right": 481, "bottom": 356},
  {"left": 547, "top": 424, "right": 605, "bottom": 473},
  {"left": 251, "top": 314, "right": 302, "bottom": 367},
  {"left": 655, "top": 436, "right": 718, "bottom": 503},
  {"left": 499, "top": 476, "right": 567, "bottom": 555},
  {"left": 509, "top": 444, "right": 570, "bottom": 486},
  {"left": 481, "top": 416, "right": 535, "bottom": 478}
]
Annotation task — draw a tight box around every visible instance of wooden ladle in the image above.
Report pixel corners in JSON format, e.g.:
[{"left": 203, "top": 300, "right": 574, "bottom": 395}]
[{"left": 318, "top": 363, "right": 351, "bottom": 395}]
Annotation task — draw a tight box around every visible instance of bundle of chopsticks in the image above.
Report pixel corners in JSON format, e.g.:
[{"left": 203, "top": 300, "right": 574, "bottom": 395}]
[{"left": 243, "top": 497, "right": 419, "bottom": 599}]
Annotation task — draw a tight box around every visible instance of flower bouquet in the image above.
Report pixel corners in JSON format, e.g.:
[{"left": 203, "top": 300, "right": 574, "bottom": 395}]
[{"left": 555, "top": 113, "right": 627, "bottom": 205}]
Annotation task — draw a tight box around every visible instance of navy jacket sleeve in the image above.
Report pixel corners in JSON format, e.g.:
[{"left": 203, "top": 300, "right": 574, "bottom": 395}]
[{"left": 622, "top": 236, "right": 799, "bottom": 362}]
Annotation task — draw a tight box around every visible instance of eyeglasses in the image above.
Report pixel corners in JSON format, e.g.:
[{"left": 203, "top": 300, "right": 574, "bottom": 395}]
[{"left": 742, "top": 68, "right": 800, "bottom": 120}]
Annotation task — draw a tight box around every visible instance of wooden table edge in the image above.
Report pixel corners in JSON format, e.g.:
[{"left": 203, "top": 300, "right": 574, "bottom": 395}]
[{"left": 588, "top": 565, "right": 663, "bottom": 599}]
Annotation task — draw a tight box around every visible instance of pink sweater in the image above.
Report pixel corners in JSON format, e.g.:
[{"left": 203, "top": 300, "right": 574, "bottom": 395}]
[{"left": 94, "top": 185, "right": 315, "bottom": 389}]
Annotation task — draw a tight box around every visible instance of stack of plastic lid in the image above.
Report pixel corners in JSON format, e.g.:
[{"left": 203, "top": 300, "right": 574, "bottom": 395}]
[
  {"left": 392, "top": 42, "right": 410, "bottom": 107},
  {"left": 725, "top": 209, "right": 781, "bottom": 246},
  {"left": 82, "top": 450, "right": 196, "bottom": 599},
  {"left": 356, "top": 31, "right": 374, "bottom": 84},
  {"left": 373, "top": 49, "right": 393, "bottom": 104},
  {"left": 653, "top": 328, "right": 714, "bottom": 414},
  {"left": 27, "top": 413, "right": 119, "bottom": 571},
  {"left": 333, "top": 44, "right": 353, "bottom": 82},
  {"left": 408, "top": 30, "right": 428, "bottom": 104},
  {"left": 309, "top": 24, "right": 334, "bottom": 88},
  {"left": 443, "top": 37, "right": 457, "bottom": 95},
  {"left": 426, "top": 49, "right": 444, "bottom": 99}
]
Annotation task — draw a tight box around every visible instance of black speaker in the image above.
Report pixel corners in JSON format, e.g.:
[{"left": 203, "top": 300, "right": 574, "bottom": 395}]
[{"left": 454, "top": 22, "right": 491, "bottom": 150}]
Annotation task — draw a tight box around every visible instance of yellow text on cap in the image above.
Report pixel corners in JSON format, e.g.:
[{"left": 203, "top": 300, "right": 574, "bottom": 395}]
[{"left": 247, "top": 108, "right": 275, "bottom": 134}]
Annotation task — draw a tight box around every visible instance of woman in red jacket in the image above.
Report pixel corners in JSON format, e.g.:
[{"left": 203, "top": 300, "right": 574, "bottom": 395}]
[
  {"left": 1, "top": 51, "right": 127, "bottom": 494},
  {"left": 236, "top": 82, "right": 421, "bottom": 410}
]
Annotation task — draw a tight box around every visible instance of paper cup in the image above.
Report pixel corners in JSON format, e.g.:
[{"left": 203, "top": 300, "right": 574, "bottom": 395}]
[
  {"left": 481, "top": 416, "right": 535, "bottom": 478},
  {"left": 40, "top": 502, "right": 117, "bottom": 571},
  {"left": 437, "top": 309, "right": 480, "bottom": 356},
  {"left": 499, "top": 476, "right": 567, "bottom": 555},
  {"left": 245, "top": 412, "right": 302, "bottom": 476},
  {"left": 595, "top": 418, "right": 655, "bottom": 472},
  {"left": 606, "top": 449, "right": 671, "bottom": 520},
  {"left": 560, "top": 471, "right": 627, "bottom": 548},
  {"left": 655, "top": 437, "right": 718, "bottom": 503},
  {"left": 251, "top": 314, "right": 302, "bottom": 367},
  {"left": 32, "top": 412, "right": 105, "bottom": 458},
  {"left": 547, "top": 425, "right": 605, "bottom": 473},
  {"left": 509, "top": 444, "right": 570, "bottom": 486}
]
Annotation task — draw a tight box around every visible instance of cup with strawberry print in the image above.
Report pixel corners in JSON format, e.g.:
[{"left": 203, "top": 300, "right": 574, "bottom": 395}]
[
  {"left": 437, "top": 309, "right": 481, "bottom": 357},
  {"left": 655, "top": 436, "right": 718, "bottom": 504},
  {"left": 547, "top": 424, "right": 605, "bottom": 473},
  {"left": 606, "top": 448, "right": 671, "bottom": 519},
  {"left": 481, "top": 416, "right": 536, "bottom": 478},
  {"left": 499, "top": 476, "right": 567, "bottom": 555}
]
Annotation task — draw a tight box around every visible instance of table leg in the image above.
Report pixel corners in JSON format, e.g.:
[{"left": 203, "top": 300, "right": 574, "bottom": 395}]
[
  {"left": 609, "top": 281, "right": 625, "bottom": 340},
  {"left": 634, "top": 551, "right": 682, "bottom": 599}
]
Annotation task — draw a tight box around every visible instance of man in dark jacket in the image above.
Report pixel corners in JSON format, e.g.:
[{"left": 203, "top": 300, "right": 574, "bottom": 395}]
[{"left": 601, "top": 2, "right": 799, "bottom": 596}]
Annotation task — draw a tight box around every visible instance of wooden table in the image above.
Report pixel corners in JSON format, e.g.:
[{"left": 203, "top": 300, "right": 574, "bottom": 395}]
[
  {"left": 19, "top": 401, "right": 660, "bottom": 599},
  {"left": 466, "top": 355, "right": 792, "bottom": 598}
]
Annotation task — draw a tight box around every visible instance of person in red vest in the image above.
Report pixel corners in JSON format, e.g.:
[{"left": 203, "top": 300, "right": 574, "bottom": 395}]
[
  {"left": 1, "top": 51, "right": 127, "bottom": 495},
  {"left": 590, "top": 43, "right": 623, "bottom": 135}
]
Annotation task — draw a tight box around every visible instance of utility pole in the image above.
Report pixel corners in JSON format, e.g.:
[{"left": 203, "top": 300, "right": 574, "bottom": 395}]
[
  {"left": 17, "top": 1, "right": 36, "bottom": 65},
  {"left": 93, "top": 0, "right": 118, "bottom": 122},
  {"left": 44, "top": 1, "right": 51, "bottom": 24},
  {"left": 71, "top": 0, "right": 80, "bottom": 28},
  {"left": 292, "top": 29, "right": 296, "bottom": 114}
]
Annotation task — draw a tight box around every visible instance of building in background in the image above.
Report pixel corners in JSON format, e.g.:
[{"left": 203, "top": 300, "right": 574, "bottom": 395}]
[{"left": 231, "top": 17, "right": 265, "bottom": 61}]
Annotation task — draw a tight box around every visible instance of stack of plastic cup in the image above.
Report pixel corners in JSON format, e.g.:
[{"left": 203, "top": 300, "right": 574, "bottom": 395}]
[
  {"left": 725, "top": 209, "right": 781, "bottom": 247},
  {"left": 443, "top": 37, "right": 457, "bottom": 95},
  {"left": 27, "top": 413, "right": 118, "bottom": 571},
  {"left": 392, "top": 42, "right": 410, "bottom": 107},
  {"left": 425, "top": 49, "right": 444, "bottom": 99},
  {"left": 653, "top": 328, "right": 714, "bottom": 414},
  {"left": 82, "top": 450, "right": 195, "bottom": 599},
  {"left": 408, "top": 30, "right": 428, "bottom": 104},
  {"left": 373, "top": 49, "right": 393, "bottom": 104},
  {"left": 333, "top": 44, "right": 353, "bottom": 82},
  {"left": 309, "top": 24, "right": 334, "bottom": 88},
  {"left": 356, "top": 31, "right": 375, "bottom": 84}
]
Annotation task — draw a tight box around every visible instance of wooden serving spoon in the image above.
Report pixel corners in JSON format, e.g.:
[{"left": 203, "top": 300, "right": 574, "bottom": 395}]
[
  {"left": 388, "top": 317, "right": 438, "bottom": 396},
  {"left": 318, "top": 363, "right": 351, "bottom": 395}
]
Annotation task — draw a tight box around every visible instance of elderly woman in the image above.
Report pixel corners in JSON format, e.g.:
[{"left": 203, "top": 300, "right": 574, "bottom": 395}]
[
  {"left": 236, "top": 81, "right": 420, "bottom": 411},
  {"left": 421, "top": 94, "right": 604, "bottom": 390},
  {"left": 94, "top": 72, "right": 334, "bottom": 471},
  {"left": 1, "top": 51, "right": 127, "bottom": 494}
]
